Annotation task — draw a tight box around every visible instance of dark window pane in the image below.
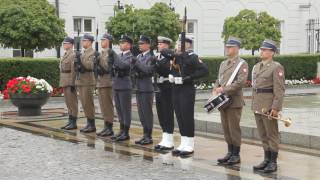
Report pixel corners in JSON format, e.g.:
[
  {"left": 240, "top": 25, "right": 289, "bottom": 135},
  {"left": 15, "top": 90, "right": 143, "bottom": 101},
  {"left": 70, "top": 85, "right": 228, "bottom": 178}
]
[
  {"left": 187, "top": 22, "right": 194, "bottom": 33},
  {"left": 74, "top": 18, "right": 82, "bottom": 32},
  {"left": 84, "top": 19, "right": 92, "bottom": 32}
]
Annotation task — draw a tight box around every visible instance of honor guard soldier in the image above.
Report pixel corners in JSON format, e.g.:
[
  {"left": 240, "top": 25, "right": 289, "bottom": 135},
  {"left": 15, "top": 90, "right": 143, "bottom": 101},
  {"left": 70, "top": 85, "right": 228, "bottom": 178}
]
[
  {"left": 252, "top": 39, "right": 285, "bottom": 173},
  {"left": 132, "top": 35, "right": 156, "bottom": 145},
  {"left": 111, "top": 35, "right": 134, "bottom": 142},
  {"left": 95, "top": 33, "right": 115, "bottom": 137},
  {"left": 60, "top": 37, "right": 78, "bottom": 130},
  {"left": 170, "top": 37, "right": 209, "bottom": 157},
  {"left": 213, "top": 37, "right": 249, "bottom": 165},
  {"left": 154, "top": 36, "right": 175, "bottom": 151},
  {"left": 75, "top": 34, "right": 96, "bottom": 133}
]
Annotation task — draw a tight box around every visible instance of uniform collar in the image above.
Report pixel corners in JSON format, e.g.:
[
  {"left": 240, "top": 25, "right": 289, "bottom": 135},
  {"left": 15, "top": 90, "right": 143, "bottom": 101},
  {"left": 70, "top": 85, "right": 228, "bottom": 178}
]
[
  {"left": 227, "top": 55, "right": 239, "bottom": 64},
  {"left": 142, "top": 50, "right": 150, "bottom": 56},
  {"left": 122, "top": 50, "right": 130, "bottom": 54},
  {"left": 262, "top": 59, "right": 273, "bottom": 65}
]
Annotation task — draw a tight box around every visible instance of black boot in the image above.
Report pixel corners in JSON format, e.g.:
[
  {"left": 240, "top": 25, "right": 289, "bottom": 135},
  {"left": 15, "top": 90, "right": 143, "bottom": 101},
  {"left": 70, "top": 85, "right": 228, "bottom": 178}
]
[
  {"left": 97, "top": 122, "right": 114, "bottom": 137},
  {"left": 111, "top": 123, "right": 124, "bottom": 140},
  {"left": 253, "top": 151, "right": 270, "bottom": 171},
  {"left": 64, "top": 116, "right": 77, "bottom": 130},
  {"left": 226, "top": 145, "right": 241, "bottom": 165},
  {"left": 80, "top": 118, "right": 96, "bottom": 133},
  {"left": 217, "top": 144, "right": 233, "bottom": 164},
  {"left": 263, "top": 151, "right": 278, "bottom": 173},
  {"left": 140, "top": 129, "right": 153, "bottom": 145},
  {"left": 114, "top": 125, "right": 130, "bottom": 142},
  {"left": 61, "top": 115, "right": 72, "bottom": 129}
]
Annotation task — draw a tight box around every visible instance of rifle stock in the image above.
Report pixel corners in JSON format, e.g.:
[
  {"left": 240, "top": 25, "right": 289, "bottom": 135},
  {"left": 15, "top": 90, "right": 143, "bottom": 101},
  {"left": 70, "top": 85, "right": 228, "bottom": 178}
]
[
  {"left": 93, "top": 26, "right": 99, "bottom": 79},
  {"left": 75, "top": 29, "right": 81, "bottom": 80}
]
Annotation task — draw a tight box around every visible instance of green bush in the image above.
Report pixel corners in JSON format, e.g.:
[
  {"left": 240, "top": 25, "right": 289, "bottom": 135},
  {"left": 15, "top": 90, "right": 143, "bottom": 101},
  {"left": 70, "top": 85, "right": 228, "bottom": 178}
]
[
  {"left": 0, "top": 54, "right": 319, "bottom": 90},
  {"left": 0, "top": 58, "right": 59, "bottom": 90},
  {"left": 200, "top": 54, "right": 320, "bottom": 83}
]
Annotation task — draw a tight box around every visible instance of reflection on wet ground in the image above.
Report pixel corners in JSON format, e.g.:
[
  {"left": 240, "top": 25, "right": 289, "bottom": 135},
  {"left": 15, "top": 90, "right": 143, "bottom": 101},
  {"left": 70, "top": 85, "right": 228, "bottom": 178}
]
[{"left": 0, "top": 114, "right": 319, "bottom": 180}]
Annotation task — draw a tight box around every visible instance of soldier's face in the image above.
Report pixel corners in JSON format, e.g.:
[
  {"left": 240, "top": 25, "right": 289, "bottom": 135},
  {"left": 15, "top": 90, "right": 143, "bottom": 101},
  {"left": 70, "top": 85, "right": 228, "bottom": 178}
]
[
  {"left": 139, "top": 43, "right": 150, "bottom": 52},
  {"left": 260, "top": 48, "right": 274, "bottom": 60},
  {"left": 82, "top": 40, "right": 92, "bottom": 49},
  {"left": 63, "top": 43, "right": 73, "bottom": 50},
  {"left": 120, "top": 42, "right": 131, "bottom": 51},
  {"left": 158, "top": 42, "right": 169, "bottom": 51},
  {"left": 101, "top": 39, "right": 109, "bottom": 49},
  {"left": 225, "top": 46, "right": 239, "bottom": 57}
]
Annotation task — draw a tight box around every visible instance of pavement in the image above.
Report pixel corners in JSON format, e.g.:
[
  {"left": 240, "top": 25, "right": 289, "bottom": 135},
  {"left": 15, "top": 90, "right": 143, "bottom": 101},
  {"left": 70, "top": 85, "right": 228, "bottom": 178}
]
[{"left": 1, "top": 112, "right": 320, "bottom": 180}]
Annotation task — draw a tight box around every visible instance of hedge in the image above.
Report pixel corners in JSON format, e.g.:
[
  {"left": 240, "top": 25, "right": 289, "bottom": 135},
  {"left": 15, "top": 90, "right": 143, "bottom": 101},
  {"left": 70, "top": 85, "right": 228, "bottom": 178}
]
[{"left": 0, "top": 54, "right": 319, "bottom": 90}]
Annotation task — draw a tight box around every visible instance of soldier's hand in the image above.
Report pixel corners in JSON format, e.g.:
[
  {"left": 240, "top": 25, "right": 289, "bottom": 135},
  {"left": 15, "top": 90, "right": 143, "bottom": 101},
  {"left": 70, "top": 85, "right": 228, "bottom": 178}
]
[
  {"left": 215, "top": 87, "right": 224, "bottom": 94},
  {"left": 160, "top": 49, "right": 175, "bottom": 60},
  {"left": 270, "top": 109, "right": 279, "bottom": 118},
  {"left": 70, "top": 86, "right": 76, "bottom": 93}
]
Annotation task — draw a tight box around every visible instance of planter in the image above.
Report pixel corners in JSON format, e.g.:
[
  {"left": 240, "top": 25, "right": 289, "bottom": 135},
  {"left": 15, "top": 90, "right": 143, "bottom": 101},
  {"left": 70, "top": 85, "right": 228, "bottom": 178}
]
[{"left": 10, "top": 93, "right": 50, "bottom": 116}]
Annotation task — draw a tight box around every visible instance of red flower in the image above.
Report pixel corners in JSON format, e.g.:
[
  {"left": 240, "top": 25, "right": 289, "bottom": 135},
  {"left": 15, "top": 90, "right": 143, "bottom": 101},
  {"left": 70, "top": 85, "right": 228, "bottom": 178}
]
[{"left": 21, "top": 84, "right": 31, "bottom": 93}]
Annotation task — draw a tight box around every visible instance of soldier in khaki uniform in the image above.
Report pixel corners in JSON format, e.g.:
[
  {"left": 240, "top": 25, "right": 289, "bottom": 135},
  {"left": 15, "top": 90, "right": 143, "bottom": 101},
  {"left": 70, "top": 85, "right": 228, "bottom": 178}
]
[
  {"left": 96, "top": 33, "right": 115, "bottom": 137},
  {"left": 213, "top": 37, "right": 248, "bottom": 165},
  {"left": 60, "top": 37, "right": 78, "bottom": 130},
  {"left": 75, "top": 34, "right": 96, "bottom": 133},
  {"left": 252, "top": 39, "right": 285, "bottom": 173}
]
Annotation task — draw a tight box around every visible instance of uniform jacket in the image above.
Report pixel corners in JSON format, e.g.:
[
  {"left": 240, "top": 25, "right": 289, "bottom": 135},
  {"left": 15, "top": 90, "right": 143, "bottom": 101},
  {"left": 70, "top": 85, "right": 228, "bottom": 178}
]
[
  {"left": 112, "top": 51, "right": 132, "bottom": 90},
  {"left": 96, "top": 48, "right": 112, "bottom": 88},
  {"left": 75, "top": 47, "right": 96, "bottom": 86},
  {"left": 59, "top": 49, "right": 76, "bottom": 87},
  {"left": 134, "top": 51, "right": 155, "bottom": 92}
]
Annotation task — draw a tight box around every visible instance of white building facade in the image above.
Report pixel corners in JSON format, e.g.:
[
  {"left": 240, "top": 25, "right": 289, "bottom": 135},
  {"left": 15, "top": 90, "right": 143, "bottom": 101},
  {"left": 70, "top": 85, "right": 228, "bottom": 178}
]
[{"left": 1, "top": 0, "right": 320, "bottom": 57}]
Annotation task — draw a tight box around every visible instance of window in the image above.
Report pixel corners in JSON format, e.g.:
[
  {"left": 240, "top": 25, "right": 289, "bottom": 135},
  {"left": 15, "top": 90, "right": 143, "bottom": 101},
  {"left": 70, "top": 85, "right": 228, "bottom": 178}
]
[
  {"left": 84, "top": 19, "right": 92, "bottom": 32},
  {"left": 73, "top": 17, "right": 94, "bottom": 33},
  {"left": 187, "top": 22, "right": 194, "bottom": 33},
  {"left": 73, "top": 18, "right": 82, "bottom": 32},
  {"left": 13, "top": 49, "right": 33, "bottom": 57}
]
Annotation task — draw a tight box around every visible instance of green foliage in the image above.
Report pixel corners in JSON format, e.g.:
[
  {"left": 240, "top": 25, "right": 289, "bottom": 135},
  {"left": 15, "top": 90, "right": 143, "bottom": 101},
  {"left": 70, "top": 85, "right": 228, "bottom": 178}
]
[
  {"left": 0, "top": 58, "right": 59, "bottom": 90},
  {"left": 106, "top": 2, "right": 181, "bottom": 48},
  {"left": 222, "top": 9, "right": 281, "bottom": 55},
  {"left": 0, "top": 0, "right": 66, "bottom": 52}
]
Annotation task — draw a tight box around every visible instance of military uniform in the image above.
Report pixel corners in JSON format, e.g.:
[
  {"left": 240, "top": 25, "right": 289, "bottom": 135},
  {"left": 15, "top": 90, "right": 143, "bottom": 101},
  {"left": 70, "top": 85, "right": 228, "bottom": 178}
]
[
  {"left": 111, "top": 35, "right": 133, "bottom": 142},
  {"left": 214, "top": 37, "right": 249, "bottom": 165},
  {"left": 154, "top": 36, "right": 175, "bottom": 151},
  {"left": 133, "top": 36, "right": 156, "bottom": 145},
  {"left": 252, "top": 39, "right": 285, "bottom": 173},
  {"left": 60, "top": 37, "right": 78, "bottom": 130},
  {"left": 75, "top": 34, "right": 96, "bottom": 133},
  {"left": 96, "top": 34, "right": 115, "bottom": 137},
  {"left": 170, "top": 38, "right": 209, "bottom": 157}
]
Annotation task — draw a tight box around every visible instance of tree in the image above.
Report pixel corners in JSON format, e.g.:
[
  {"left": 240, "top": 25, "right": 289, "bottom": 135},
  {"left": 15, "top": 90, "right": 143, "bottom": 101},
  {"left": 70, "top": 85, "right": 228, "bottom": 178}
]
[
  {"left": 222, "top": 9, "right": 281, "bottom": 55},
  {"left": 106, "top": 2, "right": 181, "bottom": 49},
  {"left": 0, "top": 0, "right": 66, "bottom": 57}
]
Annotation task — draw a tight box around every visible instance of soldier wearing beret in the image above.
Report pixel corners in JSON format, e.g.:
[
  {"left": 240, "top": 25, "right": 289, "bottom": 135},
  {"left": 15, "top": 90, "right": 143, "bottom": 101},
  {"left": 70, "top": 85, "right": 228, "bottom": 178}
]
[
  {"left": 213, "top": 37, "right": 249, "bottom": 165},
  {"left": 252, "top": 39, "right": 285, "bottom": 173},
  {"left": 60, "top": 37, "right": 78, "bottom": 130}
]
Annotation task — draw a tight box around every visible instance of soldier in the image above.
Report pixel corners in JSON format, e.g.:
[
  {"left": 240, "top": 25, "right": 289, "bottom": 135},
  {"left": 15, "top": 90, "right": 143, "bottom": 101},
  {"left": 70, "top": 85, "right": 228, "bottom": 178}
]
[
  {"left": 96, "top": 33, "right": 115, "bottom": 137},
  {"left": 75, "top": 34, "right": 96, "bottom": 133},
  {"left": 133, "top": 35, "right": 156, "bottom": 145},
  {"left": 252, "top": 39, "right": 285, "bottom": 173},
  {"left": 60, "top": 37, "right": 78, "bottom": 130},
  {"left": 154, "top": 36, "right": 175, "bottom": 151},
  {"left": 213, "top": 37, "right": 249, "bottom": 165},
  {"left": 170, "top": 37, "right": 209, "bottom": 157},
  {"left": 111, "top": 35, "right": 133, "bottom": 142}
]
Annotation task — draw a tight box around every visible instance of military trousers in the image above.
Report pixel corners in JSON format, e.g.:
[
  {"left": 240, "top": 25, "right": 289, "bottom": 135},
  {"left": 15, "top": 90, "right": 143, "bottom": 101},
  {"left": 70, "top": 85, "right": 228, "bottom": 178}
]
[
  {"left": 77, "top": 86, "right": 95, "bottom": 119},
  {"left": 63, "top": 86, "right": 78, "bottom": 117},
  {"left": 98, "top": 87, "right": 114, "bottom": 123},
  {"left": 172, "top": 84, "right": 195, "bottom": 137},
  {"left": 136, "top": 91, "right": 154, "bottom": 134},
  {"left": 220, "top": 107, "right": 242, "bottom": 146},
  {"left": 155, "top": 86, "right": 174, "bottom": 134},
  {"left": 255, "top": 114, "right": 280, "bottom": 152},
  {"left": 113, "top": 89, "right": 132, "bottom": 127}
]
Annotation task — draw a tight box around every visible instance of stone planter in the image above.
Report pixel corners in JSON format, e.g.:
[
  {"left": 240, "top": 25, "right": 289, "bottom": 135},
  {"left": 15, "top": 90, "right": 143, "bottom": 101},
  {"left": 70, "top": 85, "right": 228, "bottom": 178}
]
[{"left": 10, "top": 93, "right": 50, "bottom": 116}]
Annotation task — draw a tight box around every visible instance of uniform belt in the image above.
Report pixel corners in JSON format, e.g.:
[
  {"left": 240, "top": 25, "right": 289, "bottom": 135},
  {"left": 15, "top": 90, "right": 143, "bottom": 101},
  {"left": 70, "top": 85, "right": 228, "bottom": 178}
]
[
  {"left": 253, "top": 88, "right": 273, "bottom": 93},
  {"left": 61, "top": 70, "right": 71, "bottom": 73}
]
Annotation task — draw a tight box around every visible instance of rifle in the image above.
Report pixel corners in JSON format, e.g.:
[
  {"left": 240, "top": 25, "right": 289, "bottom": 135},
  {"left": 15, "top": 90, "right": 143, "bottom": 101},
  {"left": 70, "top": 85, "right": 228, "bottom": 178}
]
[
  {"left": 74, "top": 29, "right": 81, "bottom": 80},
  {"left": 172, "top": 6, "right": 187, "bottom": 72},
  {"left": 153, "top": 38, "right": 160, "bottom": 93},
  {"left": 93, "top": 26, "right": 100, "bottom": 79}
]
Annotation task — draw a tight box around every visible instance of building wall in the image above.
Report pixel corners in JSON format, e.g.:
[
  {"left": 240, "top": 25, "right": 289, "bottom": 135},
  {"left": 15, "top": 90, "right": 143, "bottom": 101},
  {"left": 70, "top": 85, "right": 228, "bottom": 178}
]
[{"left": 1, "top": 0, "right": 320, "bottom": 57}]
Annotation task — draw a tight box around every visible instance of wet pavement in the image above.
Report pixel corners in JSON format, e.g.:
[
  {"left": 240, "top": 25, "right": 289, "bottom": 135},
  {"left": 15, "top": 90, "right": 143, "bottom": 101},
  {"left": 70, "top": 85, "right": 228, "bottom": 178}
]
[{"left": 1, "top": 115, "right": 320, "bottom": 180}]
